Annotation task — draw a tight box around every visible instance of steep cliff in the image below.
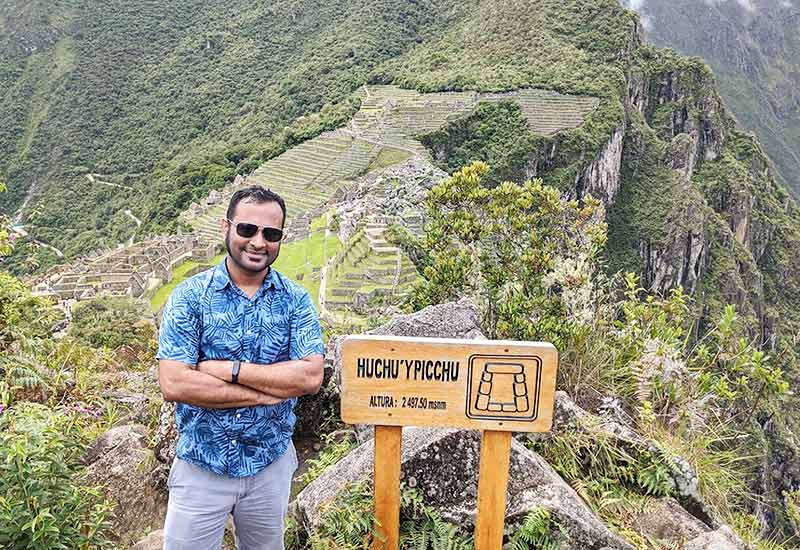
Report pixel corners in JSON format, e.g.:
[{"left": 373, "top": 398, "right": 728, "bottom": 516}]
[
  {"left": 621, "top": 0, "right": 800, "bottom": 199},
  {"left": 416, "top": 11, "right": 800, "bottom": 536}
]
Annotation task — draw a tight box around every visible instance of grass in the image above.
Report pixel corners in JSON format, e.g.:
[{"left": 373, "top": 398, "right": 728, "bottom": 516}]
[
  {"left": 367, "top": 147, "right": 413, "bottom": 171},
  {"left": 273, "top": 214, "right": 341, "bottom": 309},
  {"left": 149, "top": 255, "right": 223, "bottom": 311}
]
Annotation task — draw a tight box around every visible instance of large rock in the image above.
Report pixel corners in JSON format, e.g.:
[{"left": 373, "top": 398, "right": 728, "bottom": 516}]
[
  {"left": 532, "top": 391, "right": 716, "bottom": 528},
  {"left": 296, "top": 427, "right": 634, "bottom": 550},
  {"left": 83, "top": 424, "right": 168, "bottom": 547},
  {"left": 330, "top": 297, "right": 485, "bottom": 384},
  {"left": 684, "top": 526, "right": 748, "bottom": 550},
  {"left": 633, "top": 498, "right": 747, "bottom": 549},
  {"left": 130, "top": 529, "right": 163, "bottom": 550}
]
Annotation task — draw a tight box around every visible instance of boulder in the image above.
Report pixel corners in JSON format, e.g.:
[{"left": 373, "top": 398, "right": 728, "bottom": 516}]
[
  {"left": 684, "top": 526, "right": 748, "bottom": 550},
  {"left": 83, "top": 424, "right": 168, "bottom": 547},
  {"left": 296, "top": 427, "right": 634, "bottom": 549},
  {"left": 632, "top": 497, "right": 709, "bottom": 545},
  {"left": 130, "top": 529, "right": 163, "bottom": 550},
  {"left": 528, "top": 391, "right": 716, "bottom": 527},
  {"left": 632, "top": 498, "right": 748, "bottom": 549}
]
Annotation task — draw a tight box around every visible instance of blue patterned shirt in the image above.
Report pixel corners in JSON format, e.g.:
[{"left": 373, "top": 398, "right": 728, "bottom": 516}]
[{"left": 157, "top": 259, "right": 324, "bottom": 478}]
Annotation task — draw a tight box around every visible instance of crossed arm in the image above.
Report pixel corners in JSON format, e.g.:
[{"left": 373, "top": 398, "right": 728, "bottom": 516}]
[{"left": 158, "top": 355, "right": 324, "bottom": 409}]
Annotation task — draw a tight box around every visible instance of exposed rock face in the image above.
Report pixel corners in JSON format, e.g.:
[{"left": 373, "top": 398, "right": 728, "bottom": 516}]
[
  {"left": 537, "top": 392, "right": 716, "bottom": 527},
  {"left": 83, "top": 424, "right": 168, "bottom": 547},
  {"left": 646, "top": 65, "right": 727, "bottom": 163},
  {"left": 639, "top": 199, "right": 709, "bottom": 297},
  {"left": 684, "top": 526, "right": 748, "bottom": 550},
  {"left": 296, "top": 427, "right": 634, "bottom": 550},
  {"left": 633, "top": 498, "right": 746, "bottom": 550},
  {"left": 633, "top": 497, "right": 707, "bottom": 544},
  {"left": 579, "top": 123, "right": 625, "bottom": 206}
]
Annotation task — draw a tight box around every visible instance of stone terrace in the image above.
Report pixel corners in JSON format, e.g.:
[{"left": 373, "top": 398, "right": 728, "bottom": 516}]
[{"left": 36, "top": 85, "right": 597, "bottom": 317}]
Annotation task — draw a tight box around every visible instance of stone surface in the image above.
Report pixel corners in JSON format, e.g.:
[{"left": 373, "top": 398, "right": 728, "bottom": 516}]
[
  {"left": 130, "top": 529, "right": 163, "bottom": 550},
  {"left": 632, "top": 497, "right": 708, "bottom": 545},
  {"left": 528, "top": 391, "right": 716, "bottom": 528},
  {"left": 296, "top": 427, "right": 634, "bottom": 549},
  {"left": 579, "top": 123, "right": 625, "bottom": 206},
  {"left": 83, "top": 424, "right": 168, "bottom": 547},
  {"left": 684, "top": 526, "right": 748, "bottom": 550}
]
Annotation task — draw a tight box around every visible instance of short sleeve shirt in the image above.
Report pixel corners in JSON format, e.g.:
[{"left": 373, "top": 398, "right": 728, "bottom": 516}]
[{"left": 157, "top": 259, "right": 324, "bottom": 478}]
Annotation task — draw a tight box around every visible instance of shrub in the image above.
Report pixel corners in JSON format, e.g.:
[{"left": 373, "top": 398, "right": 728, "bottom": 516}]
[{"left": 0, "top": 403, "right": 115, "bottom": 549}]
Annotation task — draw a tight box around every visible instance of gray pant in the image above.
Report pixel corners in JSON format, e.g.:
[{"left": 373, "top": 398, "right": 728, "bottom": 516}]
[{"left": 163, "top": 443, "right": 298, "bottom": 550}]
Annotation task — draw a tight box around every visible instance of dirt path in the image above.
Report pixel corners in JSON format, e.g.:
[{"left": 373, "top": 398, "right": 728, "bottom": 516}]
[{"left": 86, "top": 173, "right": 134, "bottom": 190}]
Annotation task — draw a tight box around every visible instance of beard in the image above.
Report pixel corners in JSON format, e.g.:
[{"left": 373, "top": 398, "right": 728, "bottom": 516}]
[{"left": 225, "top": 231, "right": 279, "bottom": 275}]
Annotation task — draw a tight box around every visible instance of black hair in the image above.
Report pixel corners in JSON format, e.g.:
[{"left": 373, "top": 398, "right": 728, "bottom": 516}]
[{"left": 226, "top": 186, "right": 287, "bottom": 227}]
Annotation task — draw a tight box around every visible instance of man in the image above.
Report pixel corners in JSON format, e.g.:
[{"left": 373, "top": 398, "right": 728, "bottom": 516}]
[{"left": 157, "top": 186, "right": 324, "bottom": 550}]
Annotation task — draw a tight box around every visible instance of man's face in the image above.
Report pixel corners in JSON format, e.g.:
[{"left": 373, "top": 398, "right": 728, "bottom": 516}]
[{"left": 222, "top": 199, "right": 284, "bottom": 275}]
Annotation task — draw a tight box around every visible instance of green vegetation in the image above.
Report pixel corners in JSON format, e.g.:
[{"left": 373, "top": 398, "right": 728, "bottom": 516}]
[
  {"left": 0, "top": 269, "right": 156, "bottom": 547},
  {"left": 421, "top": 102, "right": 543, "bottom": 186},
  {"left": 636, "top": 0, "right": 800, "bottom": 197},
  {"left": 407, "top": 164, "right": 791, "bottom": 547},
  {"left": 149, "top": 256, "right": 222, "bottom": 311},
  {"left": 70, "top": 296, "right": 154, "bottom": 349},
  {"left": 272, "top": 214, "right": 341, "bottom": 309},
  {"left": 0, "top": 0, "right": 471, "bottom": 274},
  {"left": 367, "top": 147, "right": 413, "bottom": 171},
  {"left": 0, "top": 403, "right": 115, "bottom": 549}
]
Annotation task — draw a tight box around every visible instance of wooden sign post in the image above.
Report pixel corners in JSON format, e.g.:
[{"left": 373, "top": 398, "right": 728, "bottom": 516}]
[{"left": 341, "top": 336, "right": 558, "bottom": 550}]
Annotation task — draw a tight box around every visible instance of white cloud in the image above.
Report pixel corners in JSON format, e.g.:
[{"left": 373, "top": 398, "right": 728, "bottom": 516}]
[
  {"left": 620, "top": 0, "right": 652, "bottom": 29},
  {"left": 702, "top": 0, "right": 757, "bottom": 12}
]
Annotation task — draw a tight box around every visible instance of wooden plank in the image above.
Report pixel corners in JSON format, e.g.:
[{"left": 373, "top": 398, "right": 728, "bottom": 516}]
[
  {"left": 373, "top": 425, "right": 402, "bottom": 550},
  {"left": 474, "top": 430, "right": 513, "bottom": 550},
  {"left": 341, "top": 336, "right": 558, "bottom": 432}
]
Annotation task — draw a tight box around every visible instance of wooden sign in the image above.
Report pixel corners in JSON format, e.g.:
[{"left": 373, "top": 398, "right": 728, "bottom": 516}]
[{"left": 341, "top": 335, "right": 558, "bottom": 433}]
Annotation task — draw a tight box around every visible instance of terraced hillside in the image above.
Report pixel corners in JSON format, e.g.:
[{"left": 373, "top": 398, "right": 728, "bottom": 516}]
[
  {"left": 36, "top": 84, "right": 598, "bottom": 319},
  {"left": 183, "top": 85, "right": 597, "bottom": 242}
]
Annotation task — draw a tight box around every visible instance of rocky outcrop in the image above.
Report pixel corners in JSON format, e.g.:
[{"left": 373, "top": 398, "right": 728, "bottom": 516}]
[
  {"left": 578, "top": 123, "right": 625, "bottom": 206},
  {"left": 83, "top": 424, "right": 168, "bottom": 547},
  {"left": 536, "top": 392, "right": 716, "bottom": 527},
  {"left": 639, "top": 199, "right": 710, "bottom": 297},
  {"left": 633, "top": 498, "right": 747, "bottom": 549},
  {"left": 296, "top": 427, "right": 634, "bottom": 550}
]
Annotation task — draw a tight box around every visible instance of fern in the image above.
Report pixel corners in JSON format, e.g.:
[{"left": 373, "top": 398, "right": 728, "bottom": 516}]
[
  {"left": 508, "top": 507, "right": 560, "bottom": 550},
  {"left": 3, "top": 359, "right": 44, "bottom": 390}
]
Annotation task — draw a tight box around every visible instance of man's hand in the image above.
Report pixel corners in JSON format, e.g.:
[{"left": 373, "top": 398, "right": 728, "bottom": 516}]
[
  {"left": 197, "top": 355, "right": 324, "bottom": 399},
  {"left": 159, "top": 359, "right": 285, "bottom": 408}
]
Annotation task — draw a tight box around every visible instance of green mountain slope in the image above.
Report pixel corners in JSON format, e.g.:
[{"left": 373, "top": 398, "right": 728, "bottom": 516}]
[
  {"left": 0, "top": 0, "right": 469, "bottom": 260},
  {"left": 622, "top": 0, "right": 800, "bottom": 197}
]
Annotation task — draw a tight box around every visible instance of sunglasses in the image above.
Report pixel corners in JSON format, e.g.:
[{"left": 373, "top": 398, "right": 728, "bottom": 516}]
[{"left": 226, "top": 219, "right": 283, "bottom": 242}]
